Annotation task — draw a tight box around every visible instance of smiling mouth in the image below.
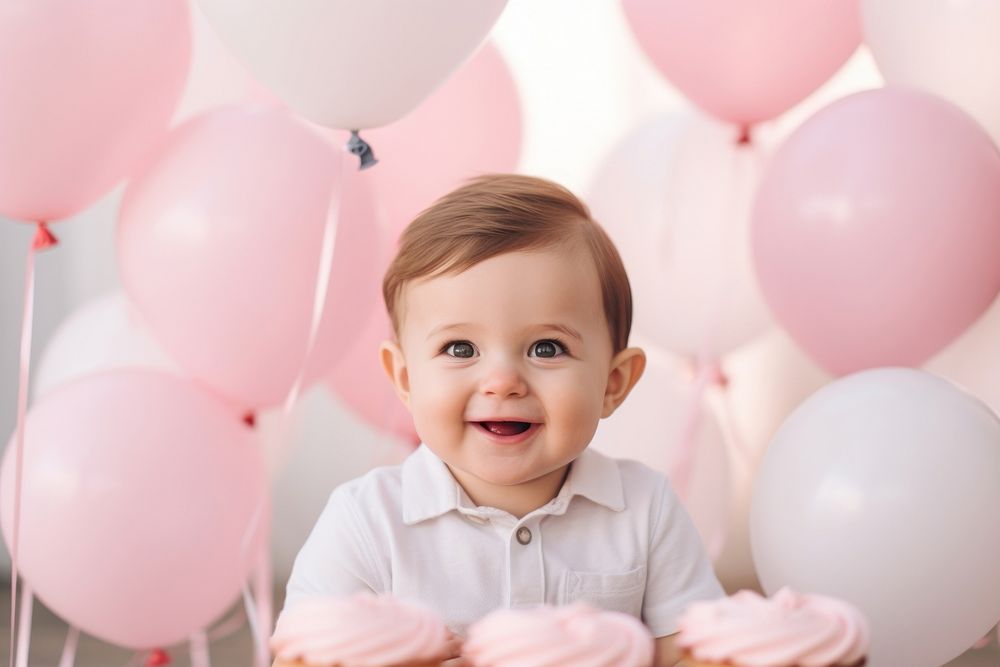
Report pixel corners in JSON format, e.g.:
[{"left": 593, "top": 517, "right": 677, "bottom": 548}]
[{"left": 478, "top": 421, "right": 533, "bottom": 436}]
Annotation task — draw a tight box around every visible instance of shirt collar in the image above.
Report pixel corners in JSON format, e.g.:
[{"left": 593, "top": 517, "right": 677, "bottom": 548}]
[
  {"left": 401, "top": 444, "right": 626, "bottom": 525},
  {"left": 555, "top": 446, "right": 627, "bottom": 513},
  {"left": 401, "top": 445, "right": 467, "bottom": 525}
]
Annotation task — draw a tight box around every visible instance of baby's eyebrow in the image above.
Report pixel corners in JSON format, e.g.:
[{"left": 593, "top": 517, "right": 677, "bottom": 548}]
[
  {"left": 530, "top": 323, "right": 583, "bottom": 341},
  {"left": 424, "top": 322, "right": 583, "bottom": 342},
  {"left": 426, "top": 322, "right": 476, "bottom": 340}
]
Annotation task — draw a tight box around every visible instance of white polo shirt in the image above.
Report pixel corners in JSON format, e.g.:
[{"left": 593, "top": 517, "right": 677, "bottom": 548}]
[{"left": 281, "top": 444, "right": 723, "bottom": 637}]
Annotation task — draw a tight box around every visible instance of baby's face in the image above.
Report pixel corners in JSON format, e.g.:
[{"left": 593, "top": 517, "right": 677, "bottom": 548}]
[{"left": 387, "top": 246, "right": 622, "bottom": 489}]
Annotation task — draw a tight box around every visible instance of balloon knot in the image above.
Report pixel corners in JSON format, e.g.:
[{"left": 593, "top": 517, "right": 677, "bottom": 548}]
[
  {"left": 242, "top": 411, "right": 256, "bottom": 428},
  {"left": 346, "top": 130, "right": 378, "bottom": 170},
  {"left": 32, "top": 222, "right": 58, "bottom": 251},
  {"left": 686, "top": 358, "right": 729, "bottom": 388},
  {"left": 703, "top": 362, "right": 729, "bottom": 388},
  {"left": 736, "top": 124, "right": 753, "bottom": 146},
  {"left": 145, "top": 648, "right": 171, "bottom": 666}
]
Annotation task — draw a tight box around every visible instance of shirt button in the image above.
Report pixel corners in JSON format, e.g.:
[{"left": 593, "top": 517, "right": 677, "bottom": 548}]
[{"left": 516, "top": 527, "right": 532, "bottom": 545}]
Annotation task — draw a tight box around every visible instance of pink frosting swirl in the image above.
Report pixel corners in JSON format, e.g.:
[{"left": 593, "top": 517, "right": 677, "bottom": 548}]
[
  {"left": 270, "top": 593, "right": 450, "bottom": 666},
  {"left": 676, "top": 588, "right": 869, "bottom": 667},
  {"left": 464, "top": 603, "right": 653, "bottom": 667}
]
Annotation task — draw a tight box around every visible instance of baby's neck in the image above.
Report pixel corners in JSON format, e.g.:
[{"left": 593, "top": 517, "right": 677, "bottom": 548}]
[{"left": 449, "top": 464, "right": 570, "bottom": 519}]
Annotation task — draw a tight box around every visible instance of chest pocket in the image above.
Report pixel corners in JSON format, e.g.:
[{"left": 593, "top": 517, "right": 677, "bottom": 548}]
[{"left": 561, "top": 564, "right": 646, "bottom": 617}]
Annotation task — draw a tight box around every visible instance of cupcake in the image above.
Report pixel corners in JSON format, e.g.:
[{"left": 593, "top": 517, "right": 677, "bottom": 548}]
[
  {"left": 270, "top": 592, "right": 455, "bottom": 667},
  {"left": 676, "top": 587, "right": 869, "bottom": 667},
  {"left": 464, "top": 603, "right": 654, "bottom": 667}
]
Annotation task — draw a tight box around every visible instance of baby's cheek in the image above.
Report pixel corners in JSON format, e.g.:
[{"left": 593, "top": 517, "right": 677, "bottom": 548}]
[{"left": 411, "top": 387, "right": 465, "bottom": 435}]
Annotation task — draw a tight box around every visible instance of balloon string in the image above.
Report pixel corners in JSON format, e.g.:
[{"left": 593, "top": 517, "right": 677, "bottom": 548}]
[
  {"left": 14, "top": 584, "right": 31, "bottom": 667},
  {"left": 252, "top": 547, "right": 273, "bottom": 661},
  {"left": 206, "top": 604, "right": 247, "bottom": 642},
  {"left": 281, "top": 144, "right": 349, "bottom": 417},
  {"left": 9, "top": 222, "right": 58, "bottom": 667},
  {"left": 971, "top": 625, "right": 996, "bottom": 649},
  {"left": 671, "top": 360, "right": 728, "bottom": 500},
  {"left": 240, "top": 142, "right": 350, "bottom": 666},
  {"left": 232, "top": 496, "right": 273, "bottom": 665},
  {"left": 189, "top": 630, "right": 210, "bottom": 667},
  {"left": 717, "top": 382, "right": 753, "bottom": 466},
  {"left": 57, "top": 625, "right": 78, "bottom": 667},
  {"left": 241, "top": 583, "right": 267, "bottom": 667}
]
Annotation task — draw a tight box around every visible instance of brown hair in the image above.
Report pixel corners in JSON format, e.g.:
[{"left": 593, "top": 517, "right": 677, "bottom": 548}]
[{"left": 382, "top": 174, "right": 633, "bottom": 352}]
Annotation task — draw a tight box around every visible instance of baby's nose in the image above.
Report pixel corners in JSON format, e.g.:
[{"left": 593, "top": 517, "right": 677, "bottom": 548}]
[{"left": 478, "top": 363, "right": 527, "bottom": 398}]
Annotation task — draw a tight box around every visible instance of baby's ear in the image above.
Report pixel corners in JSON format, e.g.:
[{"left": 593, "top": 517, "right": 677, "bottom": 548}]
[
  {"left": 379, "top": 339, "right": 412, "bottom": 409},
  {"left": 602, "top": 347, "right": 646, "bottom": 418}
]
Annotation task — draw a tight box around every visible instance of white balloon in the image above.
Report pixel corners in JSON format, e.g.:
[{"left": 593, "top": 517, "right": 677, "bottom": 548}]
[
  {"left": 751, "top": 367, "right": 1000, "bottom": 667},
  {"left": 591, "top": 349, "right": 730, "bottom": 560},
  {"left": 863, "top": 0, "right": 1000, "bottom": 146},
  {"left": 588, "top": 113, "right": 771, "bottom": 360},
  {"left": 34, "top": 291, "right": 175, "bottom": 400},
  {"left": 195, "top": 0, "right": 508, "bottom": 130}
]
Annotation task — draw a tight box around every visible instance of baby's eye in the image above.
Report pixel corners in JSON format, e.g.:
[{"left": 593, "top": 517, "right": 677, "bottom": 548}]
[
  {"left": 529, "top": 339, "right": 567, "bottom": 358},
  {"left": 443, "top": 341, "right": 477, "bottom": 358}
]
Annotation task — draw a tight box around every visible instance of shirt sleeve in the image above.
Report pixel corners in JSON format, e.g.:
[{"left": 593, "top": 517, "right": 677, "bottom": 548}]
[
  {"left": 280, "top": 484, "right": 387, "bottom": 614},
  {"left": 641, "top": 476, "right": 725, "bottom": 637}
]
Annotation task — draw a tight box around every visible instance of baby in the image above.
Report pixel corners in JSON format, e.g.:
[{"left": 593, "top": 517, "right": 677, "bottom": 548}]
[{"left": 277, "top": 174, "right": 723, "bottom": 665}]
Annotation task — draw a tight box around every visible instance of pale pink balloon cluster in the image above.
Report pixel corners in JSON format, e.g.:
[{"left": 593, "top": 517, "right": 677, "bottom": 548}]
[{"left": 613, "top": 0, "right": 1000, "bottom": 377}]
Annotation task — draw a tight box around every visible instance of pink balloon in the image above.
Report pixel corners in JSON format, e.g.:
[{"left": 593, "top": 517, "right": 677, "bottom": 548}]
[
  {"left": 0, "top": 0, "right": 190, "bottom": 222},
  {"left": 363, "top": 43, "right": 522, "bottom": 241},
  {"left": 621, "top": 0, "right": 861, "bottom": 127},
  {"left": 326, "top": 308, "right": 419, "bottom": 447},
  {"left": 0, "top": 370, "right": 267, "bottom": 649},
  {"left": 752, "top": 88, "right": 1000, "bottom": 376},
  {"left": 118, "top": 105, "right": 381, "bottom": 410}
]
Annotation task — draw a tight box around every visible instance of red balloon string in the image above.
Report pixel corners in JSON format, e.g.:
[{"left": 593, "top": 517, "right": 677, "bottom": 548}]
[{"left": 8, "top": 222, "right": 58, "bottom": 667}]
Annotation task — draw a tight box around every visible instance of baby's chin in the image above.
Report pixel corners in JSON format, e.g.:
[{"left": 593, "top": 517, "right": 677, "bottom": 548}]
[{"left": 459, "top": 456, "right": 570, "bottom": 489}]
